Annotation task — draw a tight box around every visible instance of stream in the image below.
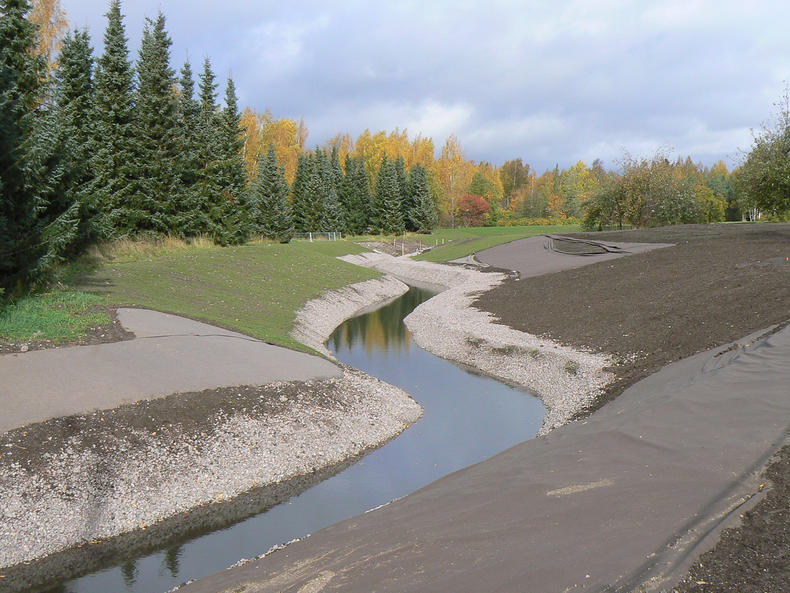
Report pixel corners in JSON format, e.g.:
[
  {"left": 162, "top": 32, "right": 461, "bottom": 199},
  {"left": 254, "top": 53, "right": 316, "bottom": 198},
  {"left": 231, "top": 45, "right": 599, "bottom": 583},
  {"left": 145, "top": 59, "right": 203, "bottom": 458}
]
[{"left": 47, "top": 286, "right": 544, "bottom": 593}]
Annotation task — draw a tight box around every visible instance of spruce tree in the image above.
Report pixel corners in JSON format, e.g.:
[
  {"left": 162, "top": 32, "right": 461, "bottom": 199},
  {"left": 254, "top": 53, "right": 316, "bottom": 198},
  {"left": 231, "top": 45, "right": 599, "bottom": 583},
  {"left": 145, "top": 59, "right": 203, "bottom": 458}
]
[
  {"left": 131, "top": 11, "right": 179, "bottom": 234},
  {"left": 49, "top": 28, "right": 99, "bottom": 255},
  {"left": 249, "top": 144, "right": 292, "bottom": 241},
  {"left": 171, "top": 59, "right": 211, "bottom": 236},
  {"left": 211, "top": 77, "right": 249, "bottom": 245},
  {"left": 339, "top": 155, "right": 371, "bottom": 234},
  {"left": 291, "top": 153, "right": 310, "bottom": 232},
  {"left": 338, "top": 154, "right": 356, "bottom": 230},
  {"left": 0, "top": 0, "right": 53, "bottom": 293},
  {"left": 196, "top": 58, "right": 225, "bottom": 239},
  {"left": 329, "top": 146, "right": 343, "bottom": 191},
  {"left": 407, "top": 164, "right": 438, "bottom": 233},
  {"left": 89, "top": 0, "right": 136, "bottom": 236},
  {"left": 320, "top": 185, "right": 346, "bottom": 233},
  {"left": 372, "top": 155, "right": 404, "bottom": 234},
  {"left": 394, "top": 156, "right": 410, "bottom": 226},
  {"left": 300, "top": 154, "right": 325, "bottom": 232}
]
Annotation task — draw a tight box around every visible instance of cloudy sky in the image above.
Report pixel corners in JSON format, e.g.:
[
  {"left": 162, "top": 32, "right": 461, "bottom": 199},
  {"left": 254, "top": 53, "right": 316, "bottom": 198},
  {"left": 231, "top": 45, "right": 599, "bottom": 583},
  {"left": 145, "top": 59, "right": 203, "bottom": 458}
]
[{"left": 60, "top": 0, "right": 790, "bottom": 172}]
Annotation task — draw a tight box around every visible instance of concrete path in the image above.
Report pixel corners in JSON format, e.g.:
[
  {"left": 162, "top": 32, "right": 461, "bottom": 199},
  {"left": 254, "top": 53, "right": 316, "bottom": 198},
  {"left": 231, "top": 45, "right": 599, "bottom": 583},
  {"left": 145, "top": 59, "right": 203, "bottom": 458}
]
[
  {"left": 473, "top": 235, "right": 673, "bottom": 278},
  {"left": 0, "top": 308, "right": 340, "bottom": 433},
  {"left": 178, "top": 324, "right": 790, "bottom": 593}
]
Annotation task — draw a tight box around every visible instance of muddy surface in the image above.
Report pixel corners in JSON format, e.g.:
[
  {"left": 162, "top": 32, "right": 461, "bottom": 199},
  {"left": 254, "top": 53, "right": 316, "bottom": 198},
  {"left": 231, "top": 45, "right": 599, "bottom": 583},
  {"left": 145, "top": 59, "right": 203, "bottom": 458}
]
[
  {"left": 673, "top": 444, "right": 790, "bottom": 593},
  {"left": 475, "top": 223, "right": 790, "bottom": 414},
  {"left": 474, "top": 222, "right": 790, "bottom": 592}
]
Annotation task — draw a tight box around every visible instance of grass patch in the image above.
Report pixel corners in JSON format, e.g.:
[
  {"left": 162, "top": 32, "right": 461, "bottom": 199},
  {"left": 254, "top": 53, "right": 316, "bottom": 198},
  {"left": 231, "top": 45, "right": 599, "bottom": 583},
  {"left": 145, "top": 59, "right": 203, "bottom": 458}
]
[
  {"left": 0, "top": 291, "right": 109, "bottom": 343},
  {"left": 87, "top": 234, "right": 216, "bottom": 263},
  {"left": 564, "top": 360, "right": 580, "bottom": 375},
  {"left": 465, "top": 336, "right": 485, "bottom": 348},
  {"left": 491, "top": 344, "right": 518, "bottom": 356},
  {"left": 79, "top": 239, "right": 378, "bottom": 352},
  {"left": 412, "top": 224, "right": 581, "bottom": 262}
]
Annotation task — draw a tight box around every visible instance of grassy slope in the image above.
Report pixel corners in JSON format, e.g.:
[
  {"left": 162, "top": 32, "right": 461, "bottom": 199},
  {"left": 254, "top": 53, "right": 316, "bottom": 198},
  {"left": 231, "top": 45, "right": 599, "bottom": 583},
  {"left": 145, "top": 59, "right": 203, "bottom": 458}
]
[
  {"left": 0, "top": 291, "right": 110, "bottom": 343},
  {"left": 78, "top": 240, "right": 378, "bottom": 352},
  {"left": 1, "top": 225, "right": 579, "bottom": 348},
  {"left": 412, "top": 224, "right": 580, "bottom": 262}
]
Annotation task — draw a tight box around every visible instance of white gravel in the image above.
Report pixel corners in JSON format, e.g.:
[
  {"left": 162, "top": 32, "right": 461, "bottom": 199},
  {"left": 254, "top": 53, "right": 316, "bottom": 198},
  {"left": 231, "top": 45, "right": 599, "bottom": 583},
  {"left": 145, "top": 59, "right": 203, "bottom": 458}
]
[
  {"left": 0, "top": 367, "right": 420, "bottom": 569},
  {"left": 339, "top": 252, "right": 615, "bottom": 434}
]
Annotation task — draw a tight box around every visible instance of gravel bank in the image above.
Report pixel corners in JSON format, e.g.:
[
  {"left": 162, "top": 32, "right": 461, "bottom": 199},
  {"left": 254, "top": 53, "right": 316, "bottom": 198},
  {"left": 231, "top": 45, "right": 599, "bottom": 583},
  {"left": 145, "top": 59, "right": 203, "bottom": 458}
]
[
  {"left": 0, "top": 366, "right": 420, "bottom": 587},
  {"left": 339, "top": 252, "right": 614, "bottom": 433}
]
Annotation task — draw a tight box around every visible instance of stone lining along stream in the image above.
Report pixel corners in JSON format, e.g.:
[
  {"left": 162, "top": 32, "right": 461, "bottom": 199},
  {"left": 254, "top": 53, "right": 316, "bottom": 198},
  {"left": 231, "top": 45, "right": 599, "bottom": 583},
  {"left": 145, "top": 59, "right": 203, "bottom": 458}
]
[{"left": 44, "top": 286, "right": 544, "bottom": 593}]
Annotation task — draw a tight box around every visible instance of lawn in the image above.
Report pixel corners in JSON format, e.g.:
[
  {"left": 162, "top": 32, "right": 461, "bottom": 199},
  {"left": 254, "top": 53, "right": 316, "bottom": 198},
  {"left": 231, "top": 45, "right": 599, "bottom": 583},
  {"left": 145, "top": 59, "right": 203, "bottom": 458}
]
[
  {"left": 412, "top": 224, "right": 581, "bottom": 262},
  {"left": 1, "top": 225, "right": 579, "bottom": 349},
  {"left": 0, "top": 291, "right": 110, "bottom": 344},
  {"left": 74, "top": 239, "right": 378, "bottom": 352}
]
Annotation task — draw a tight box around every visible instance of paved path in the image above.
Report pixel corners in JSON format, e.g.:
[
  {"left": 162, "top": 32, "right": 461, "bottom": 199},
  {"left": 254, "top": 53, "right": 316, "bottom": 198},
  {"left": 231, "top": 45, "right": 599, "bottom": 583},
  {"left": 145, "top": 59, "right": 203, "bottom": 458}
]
[
  {"left": 473, "top": 235, "right": 673, "bottom": 277},
  {"left": 0, "top": 308, "right": 340, "bottom": 433},
  {"left": 178, "top": 323, "right": 790, "bottom": 593}
]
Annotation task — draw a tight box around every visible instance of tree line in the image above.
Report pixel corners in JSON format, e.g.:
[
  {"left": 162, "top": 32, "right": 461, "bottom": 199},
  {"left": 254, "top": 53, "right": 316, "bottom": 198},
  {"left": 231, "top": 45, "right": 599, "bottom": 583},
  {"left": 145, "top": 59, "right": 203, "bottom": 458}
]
[
  {"left": 0, "top": 0, "right": 439, "bottom": 296},
  {"left": 2, "top": 0, "right": 788, "bottom": 297}
]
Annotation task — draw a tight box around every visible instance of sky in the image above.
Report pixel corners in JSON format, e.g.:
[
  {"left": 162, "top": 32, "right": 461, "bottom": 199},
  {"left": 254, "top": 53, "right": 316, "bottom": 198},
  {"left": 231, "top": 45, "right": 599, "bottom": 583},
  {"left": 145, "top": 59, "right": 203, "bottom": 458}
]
[{"left": 59, "top": 0, "right": 790, "bottom": 172}]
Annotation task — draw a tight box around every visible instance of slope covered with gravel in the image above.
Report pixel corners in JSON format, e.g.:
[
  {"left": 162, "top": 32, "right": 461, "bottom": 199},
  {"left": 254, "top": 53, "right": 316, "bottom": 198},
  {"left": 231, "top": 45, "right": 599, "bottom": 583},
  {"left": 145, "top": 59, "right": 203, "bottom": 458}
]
[{"left": 0, "top": 366, "right": 420, "bottom": 590}]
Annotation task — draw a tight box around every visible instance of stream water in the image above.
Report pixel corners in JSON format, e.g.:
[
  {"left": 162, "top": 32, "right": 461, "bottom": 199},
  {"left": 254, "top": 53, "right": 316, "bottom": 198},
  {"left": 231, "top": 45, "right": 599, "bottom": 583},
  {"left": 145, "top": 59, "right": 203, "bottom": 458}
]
[{"left": 47, "top": 286, "right": 544, "bottom": 593}]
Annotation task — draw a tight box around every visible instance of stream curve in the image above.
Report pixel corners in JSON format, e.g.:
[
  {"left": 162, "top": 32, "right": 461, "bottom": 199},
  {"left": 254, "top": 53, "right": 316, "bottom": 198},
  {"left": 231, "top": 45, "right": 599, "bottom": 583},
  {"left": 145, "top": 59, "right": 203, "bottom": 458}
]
[{"left": 45, "top": 286, "right": 544, "bottom": 593}]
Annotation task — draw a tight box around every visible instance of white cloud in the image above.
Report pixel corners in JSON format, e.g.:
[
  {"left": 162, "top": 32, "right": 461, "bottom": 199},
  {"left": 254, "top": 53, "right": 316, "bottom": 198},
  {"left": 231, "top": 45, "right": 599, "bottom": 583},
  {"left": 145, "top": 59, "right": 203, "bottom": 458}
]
[{"left": 245, "top": 16, "right": 330, "bottom": 79}]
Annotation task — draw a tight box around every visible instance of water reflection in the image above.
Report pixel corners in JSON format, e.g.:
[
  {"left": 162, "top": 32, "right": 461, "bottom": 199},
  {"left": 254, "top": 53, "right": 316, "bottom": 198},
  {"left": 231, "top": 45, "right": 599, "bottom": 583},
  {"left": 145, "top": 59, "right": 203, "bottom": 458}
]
[
  {"left": 330, "top": 289, "right": 426, "bottom": 355},
  {"left": 163, "top": 545, "right": 180, "bottom": 578},
  {"left": 46, "top": 286, "right": 544, "bottom": 593}
]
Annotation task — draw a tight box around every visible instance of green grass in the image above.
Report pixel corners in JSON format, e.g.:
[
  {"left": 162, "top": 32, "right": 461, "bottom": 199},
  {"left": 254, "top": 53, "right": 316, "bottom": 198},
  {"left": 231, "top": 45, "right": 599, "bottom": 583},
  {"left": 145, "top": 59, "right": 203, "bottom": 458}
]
[
  {"left": 412, "top": 224, "right": 581, "bottom": 262},
  {"left": 79, "top": 239, "right": 378, "bottom": 352},
  {"left": 0, "top": 291, "right": 110, "bottom": 343}
]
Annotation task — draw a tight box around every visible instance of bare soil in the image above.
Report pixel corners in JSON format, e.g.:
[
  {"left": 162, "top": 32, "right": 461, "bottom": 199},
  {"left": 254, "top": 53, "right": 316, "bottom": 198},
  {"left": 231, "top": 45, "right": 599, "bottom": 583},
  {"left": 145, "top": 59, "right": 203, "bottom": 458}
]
[{"left": 474, "top": 222, "right": 790, "bottom": 592}]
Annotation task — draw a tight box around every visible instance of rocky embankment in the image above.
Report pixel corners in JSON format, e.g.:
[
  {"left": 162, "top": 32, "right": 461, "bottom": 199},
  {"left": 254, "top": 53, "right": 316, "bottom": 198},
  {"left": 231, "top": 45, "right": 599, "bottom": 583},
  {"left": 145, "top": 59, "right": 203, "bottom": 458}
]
[{"left": 0, "top": 367, "right": 420, "bottom": 579}]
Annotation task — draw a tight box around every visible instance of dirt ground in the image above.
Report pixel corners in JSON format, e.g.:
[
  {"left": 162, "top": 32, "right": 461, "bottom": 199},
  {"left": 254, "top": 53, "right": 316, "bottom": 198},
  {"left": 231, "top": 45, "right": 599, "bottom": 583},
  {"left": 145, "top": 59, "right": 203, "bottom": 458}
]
[{"left": 474, "top": 222, "right": 790, "bottom": 592}]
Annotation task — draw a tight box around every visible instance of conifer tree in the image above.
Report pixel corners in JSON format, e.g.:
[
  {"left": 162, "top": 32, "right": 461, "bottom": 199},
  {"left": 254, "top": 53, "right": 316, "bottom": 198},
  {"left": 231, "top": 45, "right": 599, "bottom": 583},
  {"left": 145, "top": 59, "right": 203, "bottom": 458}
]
[
  {"left": 89, "top": 0, "right": 136, "bottom": 236},
  {"left": 291, "top": 153, "right": 310, "bottom": 232},
  {"left": 50, "top": 28, "right": 99, "bottom": 253},
  {"left": 211, "top": 77, "right": 249, "bottom": 244},
  {"left": 131, "top": 11, "right": 179, "bottom": 234},
  {"left": 299, "top": 154, "right": 325, "bottom": 231},
  {"left": 249, "top": 144, "right": 292, "bottom": 241},
  {"left": 171, "top": 59, "right": 210, "bottom": 236},
  {"left": 329, "top": 146, "right": 343, "bottom": 191},
  {"left": 0, "top": 0, "right": 54, "bottom": 293},
  {"left": 372, "top": 155, "right": 404, "bottom": 234},
  {"left": 407, "top": 164, "right": 438, "bottom": 233},
  {"left": 320, "top": 185, "right": 346, "bottom": 233},
  {"left": 338, "top": 154, "right": 356, "bottom": 231},
  {"left": 339, "top": 155, "right": 371, "bottom": 234},
  {"left": 195, "top": 58, "right": 225, "bottom": 238},
  {"left": 394, "top": 155, "right": 409, "bottom": 218}
]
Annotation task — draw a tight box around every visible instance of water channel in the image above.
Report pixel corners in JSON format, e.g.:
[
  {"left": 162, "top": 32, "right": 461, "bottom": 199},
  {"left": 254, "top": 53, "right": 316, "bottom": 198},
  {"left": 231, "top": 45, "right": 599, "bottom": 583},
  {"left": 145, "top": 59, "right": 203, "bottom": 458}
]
[{"left": 48, "top": 286, "right": 544, "bottom": 593}]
